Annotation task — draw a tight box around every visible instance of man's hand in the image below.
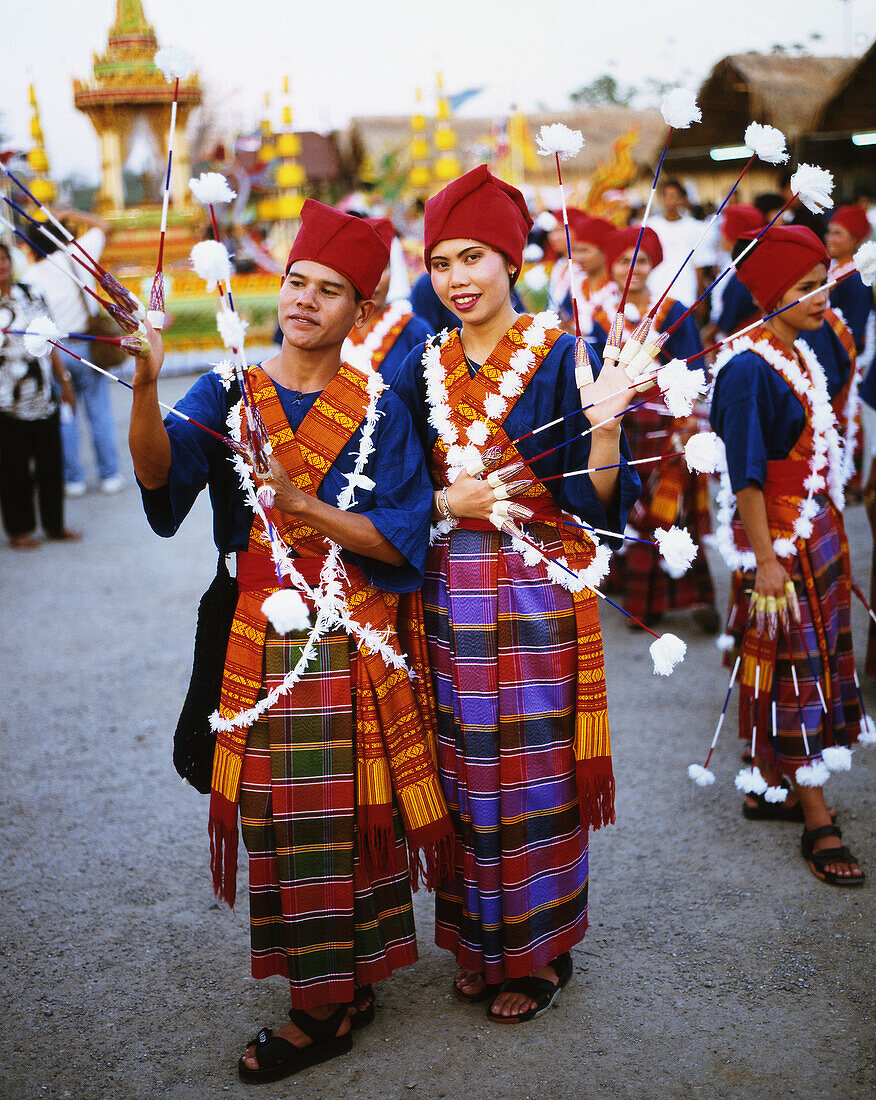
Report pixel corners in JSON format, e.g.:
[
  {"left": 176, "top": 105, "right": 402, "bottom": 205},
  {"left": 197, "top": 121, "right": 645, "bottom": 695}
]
[{"left": 265, "top": 456, "right": 309, "bottom": 516}]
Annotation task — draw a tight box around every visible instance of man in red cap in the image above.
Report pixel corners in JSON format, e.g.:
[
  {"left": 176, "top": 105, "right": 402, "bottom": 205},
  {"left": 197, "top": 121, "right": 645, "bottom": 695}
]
[
  {"left": 129, "top": 199, "right": 452, "bottom": 1082},
  {"left": 343, "top": 216, "right": 431, "bottom": 376}
]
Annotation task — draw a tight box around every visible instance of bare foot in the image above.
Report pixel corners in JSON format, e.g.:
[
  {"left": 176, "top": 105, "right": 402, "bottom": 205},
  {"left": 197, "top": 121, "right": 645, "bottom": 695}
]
[
  {"left": 10, "top": 534, "right": 40, "bottom": 550},
  {"left": 47, "top": 528, "right": 82, "bottom": 542},
  {"left": 811, "top": 833, "right": 864, "bottom": 880},
  {"left": 241, "top": 1004, "right": 350, "bottom": 1072},
  {"left": 455, "top": 967, "right": 487, "bottom": 998},
  {"left": 489, "top": 962, "right": 558, "bottom": 1020}
]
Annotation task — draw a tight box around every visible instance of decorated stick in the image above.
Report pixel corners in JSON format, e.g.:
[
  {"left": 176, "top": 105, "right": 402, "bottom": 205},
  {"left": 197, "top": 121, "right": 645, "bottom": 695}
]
[
  {"left": 31, "top": 333, "right": 243, "bottom": 453},
  {"left": 0, "top": 212, "right": 140, "bottom": 334},
  {"left": 536, "top": 508, "right": 698, "bottom": 576},
  {"left": 662, "top": 163, "right": 835, "bottom": 342},
  {"left": 535, "top": 448, "right": 686, "bottom": 485},
  {"left": 535, "top": 125, "right": 585, "bottom": 339},
  {"left": 850, "top": 579, "right": 876, "bottom": 630},
  {"left": 851, "top": 668, "right": 876, "bottom": 747},
  {"left": 4, "top": 321, "right": 149, "bottom": 359},
  {"left": 149, "top": 48, "right": 195, "bottom": 329},
  {"left": 0, "top": 165, "right": 144, "bottom": 317}
]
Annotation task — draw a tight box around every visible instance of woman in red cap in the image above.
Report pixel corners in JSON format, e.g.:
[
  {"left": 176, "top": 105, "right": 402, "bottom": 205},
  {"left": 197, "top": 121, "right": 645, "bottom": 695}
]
[
  {"left": 589, "top": 226, "right": 718, "bottom": 633},
  {"left": 130, "top": 199, "right": 453, "bottom": 1080},
  {"left": 391, "top": 165, "right": 641, "bottom": 1023},
  {"left": 546, "top": 210, "right": 614, "bottom": 333},
  {"left": 826, "top": 204, "right": 873, "bottom": 356},
  {"left": 710, "top": 224, "right": 865, "bottom": 886}
]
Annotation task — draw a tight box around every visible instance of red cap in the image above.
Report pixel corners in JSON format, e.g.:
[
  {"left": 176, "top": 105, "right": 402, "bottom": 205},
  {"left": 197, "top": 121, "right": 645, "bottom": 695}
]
[
  {"left": 830, "top": 204, "right": 871, "bottom": 244},
  {"left": 736, "top": 225, "right": 829, "bottom": 312},
  {"left": 567, "top": 210, "right": 613, "bottom": 249},
  {"left": 721, "top": 204, "right": 763, "bottom": 244},
  {"left": 603, "top": 226, "right": 663, "bottom": 273},
  {"left": 424, "top": 165, "right": 534, "bottom": 274},
  {"left": 285, "top": 199, "right": 389, "bottom": 299},
  {"left": 364, "top": 216, "right": 396, "bottom": 254}
]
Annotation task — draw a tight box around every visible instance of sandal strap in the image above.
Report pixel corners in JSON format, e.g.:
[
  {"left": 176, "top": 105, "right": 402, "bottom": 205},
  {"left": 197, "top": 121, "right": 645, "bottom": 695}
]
[
  {"left": 802, "top": 823, "right": 842, "bottom": 845},
  {"left": 498, "top": 974, "right": 558, "bottom": 1002},
  {"left": 810, "top": 845, "right": 857, "bottom": 870},
  {"left": 250, "top": 1028, "right": 297, "bottom": 1070},
  {"left": 288, "top": 1005, "right": 349, "bottom": 1044}
]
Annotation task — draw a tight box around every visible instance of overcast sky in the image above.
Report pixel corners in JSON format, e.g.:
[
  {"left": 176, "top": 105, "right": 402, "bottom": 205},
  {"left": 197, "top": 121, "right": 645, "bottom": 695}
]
[{"left": 2, "top": 0, "right": 875, "bottom": 181}]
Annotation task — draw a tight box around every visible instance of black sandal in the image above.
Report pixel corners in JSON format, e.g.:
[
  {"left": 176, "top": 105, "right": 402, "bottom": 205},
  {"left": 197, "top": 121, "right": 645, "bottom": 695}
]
[
  {"left": 348, "top": 984, "right": 376, "bottom": 1030},
  {"left": 801, "top": 824, "right": 865, "bottom": 887},
  {"left": 452, "top": 970, "right": 503, "bottom": 1004},
  {"left": 487, "top": 952, "right": 572, "bottom": 1023},
  {"left": 237, "top": 1004, "right": 352, "bottom": 1083}
]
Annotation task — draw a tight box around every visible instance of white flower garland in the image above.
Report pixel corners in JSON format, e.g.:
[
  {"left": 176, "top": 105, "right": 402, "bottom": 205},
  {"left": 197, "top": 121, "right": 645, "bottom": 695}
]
[
  {"left": 829, "top": 305, "right": 863, "bottom": 490},
  {"left": 210, "top": 364, "right": 413, "bottom": 734},
  {"left": 422, "top": 313, "right": 609, "bottom": 592},
  {"left": 341, "top": 300, "right": 411, "bottom": 370},
  {"left": 711, "top": 333, "right": 844, "bottom": 572}
]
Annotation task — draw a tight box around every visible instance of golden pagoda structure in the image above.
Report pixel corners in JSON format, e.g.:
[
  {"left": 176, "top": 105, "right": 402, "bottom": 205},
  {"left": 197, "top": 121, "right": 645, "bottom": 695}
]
[
  {"left": 256, "top": 93, "right": 277, "bottom": 221},
  {"left": 26, "top": 84, "right": 56, "bottom": 219},
  {"left": 274, "top": 78, "right": 306, "bottom": 223},
  {"left": 408, "top": 87, "right": 432, "bottom": 194},
  {"left": 73, "top": 0, "right": 201, "bottom": 218},
  {"left": 432, "top": 73, "right": 461, "bottom": 184}
]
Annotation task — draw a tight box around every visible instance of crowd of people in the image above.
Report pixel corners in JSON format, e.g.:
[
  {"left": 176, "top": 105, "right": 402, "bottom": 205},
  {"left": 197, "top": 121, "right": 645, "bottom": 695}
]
[{"left": 119, "top": 161, "right": 872, "bottom": 1084}]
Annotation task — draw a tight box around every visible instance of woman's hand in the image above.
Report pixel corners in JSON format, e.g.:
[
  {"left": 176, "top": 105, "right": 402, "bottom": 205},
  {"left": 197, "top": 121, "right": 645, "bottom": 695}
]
[
  {"left": 131, "top": 319, "right": 164, "bottom": 387},
  {"left": 754, "top": 555, "right": 790, "bottom": 599},
  {"left": 445, "top": 469, "right": 500, "bottom": 523},
  {"left": 579, "top": 358, "right": 633, "bottom": 434}
]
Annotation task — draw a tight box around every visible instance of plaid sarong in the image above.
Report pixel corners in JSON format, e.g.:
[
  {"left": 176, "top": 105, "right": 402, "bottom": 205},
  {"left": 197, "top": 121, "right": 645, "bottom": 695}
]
[
  {"left": 726, "top": 503, "right": 861, "bottom": 769},
  {"left": 239, "top": 627, "right": 417, "bottom": 1008},
  {"left": 607, "top": 403, "right": 715, "bottom": 620},
  {"left": 425, "top": 527, "right": 590, "bottom": 983}
]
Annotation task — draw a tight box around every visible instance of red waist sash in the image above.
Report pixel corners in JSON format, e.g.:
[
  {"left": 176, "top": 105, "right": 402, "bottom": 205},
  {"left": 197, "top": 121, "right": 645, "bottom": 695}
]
[
  {"left": 762, "top": 459, "right": 808, "bottom": 500},
  {"left": 236, "top": 550, "right": 326, "bottom": 590}
]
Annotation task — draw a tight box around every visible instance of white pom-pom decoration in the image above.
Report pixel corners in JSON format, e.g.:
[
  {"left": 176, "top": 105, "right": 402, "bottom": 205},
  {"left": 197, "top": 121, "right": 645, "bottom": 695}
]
[
  {"left": 734, "top": 765, "right": 768, "bottom": 795},
  {"left": 523, "top": 243, "right": 544, "bottom": 263},
  {"left": 523, "top": 264, "right": 550, "bottom": 292},
  {"left": 790, "top": 164, "right": 834, "bottom": 214},
  {"left": 795, "top": 760, "right": 831, "bottom": 787},
  {"left": 465, "top": 421, "right": 490, "bottom": 447},
  {"left": 256, "top": 484, "right": 275, "bottom": 509},
  {"left": 649, "top": 632, "right": 687, "bottom": 675},
  {"left": 191, "top": 240, "right": 232, "bottom": 292},
  {"left": 716, "top": 632, "right": 735, "bottom": 652},
  {"left": 821, "top": 745, "right": 853, "bottom": 772},
  {"left": 655, "top": 526, "right": 697, "bottom": 578},
  {"left": 764, "top": 785, "right": 788, "bottom": 803},
  {"left": 189, "top": 172, "right": 236, "bottom": 206},
  {"left": 660, "top": 88, "right": 701, "bottom": 129},
  {"left": 483, "top": 393, "right": 508, "bottom": 420},
  {"left": 154, "top": 47, "right": 195, "bottom": 82},
  {"left": 262, "top": 589, "right": 311, "bottom": 635},
  {"left": 858, "top": 713, "right": 876, "bottom": 746},
  {"left": 216, "top": 310, "right": 248, "bottom": 349},
  {"left": 656, "top": 359, "right": 706, "bottom": 418},
  {"left": 685, "top": 431, "right": 722, "bottom": 474},
  {"left": 535, "top": 210, "right": 558, "bottom": 232},
  {"left": 687, "top": 763, "right": 715, "bottom": 787},
  {"left": 23, "top": 315, "right": 61, "bottom": 358},
  {"left": 743, "top": 122, "right": 788, "bottom": 165},
  {"left": 211, "top": 359, "right": 235, "bottom": 391},
  {"left": 854, "top": 241, "right": 876, "bottom": 288},
  {"left": 536, "top": 123, "right": 585, "bottom": 160}
]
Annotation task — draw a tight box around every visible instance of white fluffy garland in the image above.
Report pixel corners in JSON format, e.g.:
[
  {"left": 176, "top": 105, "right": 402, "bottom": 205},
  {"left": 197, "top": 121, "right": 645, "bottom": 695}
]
[
  {"left": 210, "top": 364, "right": 414, "bottom": 733},
  {"left": 711, "top": 334, "right": 845, "bottom": 571},
  {"left": 341, "top": 301, "right": 411, "bottom": 370}
]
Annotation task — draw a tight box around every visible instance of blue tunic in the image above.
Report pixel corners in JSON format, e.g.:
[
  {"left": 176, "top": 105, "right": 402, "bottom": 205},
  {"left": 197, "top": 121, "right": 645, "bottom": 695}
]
[
  {"left": 709, "top": 349, "right": 806, "bottom": 492},
  {"left": 389, "top": 330, "right": 640, "bottom": 537},
  {"left": 830, "top": 273, "right": 873, "bottom": 352},
  {"left": 139, "top": 368, "right": 433, "bottom": 592},
  {"left": 378, "top": 313, "right": 432, "bottom": 380},
  {"left": 588, "top": 299, "right": 702, "bottom": 363},
  {"left": 716, "top": 274, "right": 757, "bottom": 336}
]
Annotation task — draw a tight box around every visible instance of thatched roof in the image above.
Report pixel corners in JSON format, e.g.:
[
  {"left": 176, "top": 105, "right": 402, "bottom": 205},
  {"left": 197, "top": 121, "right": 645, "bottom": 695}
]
[{"left": 811, "top": 40, "right": 876, "bottom": 134}]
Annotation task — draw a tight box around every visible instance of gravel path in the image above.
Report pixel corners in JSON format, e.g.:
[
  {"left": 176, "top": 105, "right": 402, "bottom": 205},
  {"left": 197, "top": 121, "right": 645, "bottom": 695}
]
[{"left": 1, "top": 375, "right": 873, "bottom": 1099}]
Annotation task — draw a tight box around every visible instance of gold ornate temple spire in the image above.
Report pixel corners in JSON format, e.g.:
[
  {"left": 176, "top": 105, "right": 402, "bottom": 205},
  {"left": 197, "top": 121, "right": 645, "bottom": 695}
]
[
  {"left": 408, "top": 87, "right": 432, "bottom": 195},
  {"left": 26, "top": 84, "right": 56, "bottom": 218},
  {"left": 73, "top": 0, "right": 201, "bottom": 213},
  {"left": 433, "top": 73, "right": 461, "bottom": 184}
]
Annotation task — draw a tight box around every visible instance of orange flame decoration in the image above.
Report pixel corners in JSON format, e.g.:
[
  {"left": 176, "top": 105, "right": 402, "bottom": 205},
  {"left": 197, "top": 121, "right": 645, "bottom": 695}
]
[{"left": 569, "top": 128, "right": 640, "bottom": 225}]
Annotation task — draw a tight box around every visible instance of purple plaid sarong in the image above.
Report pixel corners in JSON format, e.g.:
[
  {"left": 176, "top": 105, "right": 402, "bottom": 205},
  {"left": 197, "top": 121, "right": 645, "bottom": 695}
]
[{"left": 424, "top": 527, "right": 589, "bottom": 983}]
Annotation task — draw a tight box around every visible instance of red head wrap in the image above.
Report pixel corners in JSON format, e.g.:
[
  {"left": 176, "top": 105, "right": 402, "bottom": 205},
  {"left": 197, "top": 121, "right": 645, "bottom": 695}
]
[
  {"left": 603, "top": 226, "right": 663, "bottom": 273},
  {"left": 567, "top": 210, "right": 613, "bottom": 249},
  {"left": 424, "top": 165, "right": 533, "bottom": 275},
  {"left": 736, "top": 225, "right": 829, "bottom": 312},
  {"left": 364, "top": 216, "right": 396, "bottom": 254},
  {"left": 830, "top": 204, "right": 871, "bottom": 245},
  {"left": 721, "top": 204, "right": 763, "bottom": 245},
  {"left": 285, "top": 199, "right": 389, "bottom": 299}
]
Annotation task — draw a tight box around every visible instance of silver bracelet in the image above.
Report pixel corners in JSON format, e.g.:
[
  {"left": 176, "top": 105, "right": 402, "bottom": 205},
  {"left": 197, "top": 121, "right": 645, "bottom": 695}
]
[{"left": 439, "top": 486, "right": 459, "bottom": 528}]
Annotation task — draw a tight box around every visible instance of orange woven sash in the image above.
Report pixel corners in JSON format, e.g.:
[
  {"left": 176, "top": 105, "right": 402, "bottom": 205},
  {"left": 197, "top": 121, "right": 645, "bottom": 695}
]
[
  {"left": 430, "top": 319, "right": 614, "bottom": 828},
  {"left": 209, "top": 363, "right": 452, "bottom": 905},
  {"left": 346, "top": 304, "right": 413, "bottom": 371}
]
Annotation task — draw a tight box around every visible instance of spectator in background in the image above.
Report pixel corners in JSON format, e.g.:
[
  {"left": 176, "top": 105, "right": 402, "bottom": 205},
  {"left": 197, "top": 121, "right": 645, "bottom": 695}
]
[
  {"left": 24, "top": 211, "right": 124, "bottom": 497},
  {"left": 780, "top": 170, "right": 828, "bottom": 239},
  {"left": 0, "top": 242, "right": 80, "bottom": 548},
  {"left": 647, "top": 179, "right": 708, "bottom": 310}
]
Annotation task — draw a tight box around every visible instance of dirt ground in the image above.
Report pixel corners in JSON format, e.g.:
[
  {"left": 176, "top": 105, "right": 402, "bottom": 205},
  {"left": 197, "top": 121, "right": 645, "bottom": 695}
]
[{"left": 1, "top": 375, "right": 873, "bottom": 1100}]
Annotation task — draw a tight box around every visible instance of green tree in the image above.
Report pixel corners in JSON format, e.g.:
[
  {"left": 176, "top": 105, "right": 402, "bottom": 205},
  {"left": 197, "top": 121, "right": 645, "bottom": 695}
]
[{"left": 570, "top": 74, "right": 636, "bottom": 107}]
